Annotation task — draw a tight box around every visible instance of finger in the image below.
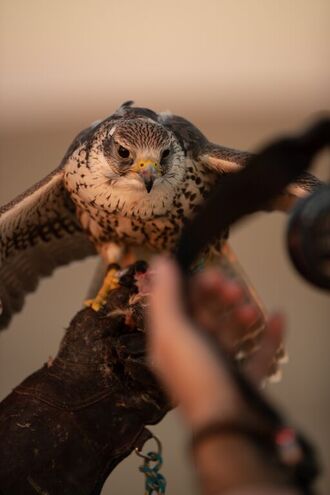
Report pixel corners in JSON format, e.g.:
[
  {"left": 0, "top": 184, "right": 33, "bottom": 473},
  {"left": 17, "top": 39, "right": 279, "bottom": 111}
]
[
  {"left": 147, "top": 258, "right": 245, "bottom": 427},
  {"left": 191, "top": 270, "right": 244, "bottom": 308},
  {"left": 190, "top": 270, "right": 245, "bottom": 335},
  {"left": 148, "top": 256, "right": 184, "bottom": 328},
  {"left": 245, "top": 313, "right": 285, "bottom": 385},
  {"left": 191, "top": 271, "right": 264, "bottom": 360},
  {"left": 208, "top": 303, "right": 262, "bottom": 356},
  {"left": 147, "top": 256, "right": 190, "bottom": 365}
]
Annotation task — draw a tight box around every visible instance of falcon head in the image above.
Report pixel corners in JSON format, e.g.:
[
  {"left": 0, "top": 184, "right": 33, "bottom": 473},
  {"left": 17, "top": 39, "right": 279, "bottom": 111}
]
[
  {"left": 100, "top": 118, "right": 185, "bottom": 194},
  {"left": 84, "top": 117, "right": 184, "bottom": 198},
  {"left": 65, "top": 116, "right": 187, "bottom": 217}
]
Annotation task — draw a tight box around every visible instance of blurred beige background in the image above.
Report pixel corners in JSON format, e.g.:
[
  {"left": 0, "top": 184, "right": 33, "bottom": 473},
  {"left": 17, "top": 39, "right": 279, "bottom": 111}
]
[{"left": 0, "top": 0, "right": 329, "bottom": 493}]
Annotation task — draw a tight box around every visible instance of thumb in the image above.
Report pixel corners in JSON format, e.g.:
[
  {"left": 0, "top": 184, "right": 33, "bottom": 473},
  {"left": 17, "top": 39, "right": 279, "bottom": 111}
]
[{"left": 149, "top": 256, "right": 185, "bottom": 328}]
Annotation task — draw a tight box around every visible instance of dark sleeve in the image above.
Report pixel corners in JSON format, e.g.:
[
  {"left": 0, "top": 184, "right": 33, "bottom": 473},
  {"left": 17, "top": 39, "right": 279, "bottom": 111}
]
[{"left": 0, "top": 262, "right": 170, "bottom": 495}]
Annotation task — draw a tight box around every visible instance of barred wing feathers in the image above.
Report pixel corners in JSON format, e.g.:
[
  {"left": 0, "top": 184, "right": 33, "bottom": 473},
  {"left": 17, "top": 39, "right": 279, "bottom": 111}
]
[{"left": 0, "top": 168, "right": 96, "bottom": 330}]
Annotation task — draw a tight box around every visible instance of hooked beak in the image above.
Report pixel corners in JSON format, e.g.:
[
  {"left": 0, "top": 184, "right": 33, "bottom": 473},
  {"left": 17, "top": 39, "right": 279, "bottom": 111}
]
[
  {"left": 144, "top": 176, "right": 154, "bottom": 193},
  {"left": 133, "top": 159, "right": 160, "bottom": 193}
]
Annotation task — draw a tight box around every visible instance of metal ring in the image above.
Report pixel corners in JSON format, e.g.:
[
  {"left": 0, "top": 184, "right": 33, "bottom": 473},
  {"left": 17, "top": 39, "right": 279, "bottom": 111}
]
[{"left": 135, "top": 432, "right": 162, "bottom": 460}]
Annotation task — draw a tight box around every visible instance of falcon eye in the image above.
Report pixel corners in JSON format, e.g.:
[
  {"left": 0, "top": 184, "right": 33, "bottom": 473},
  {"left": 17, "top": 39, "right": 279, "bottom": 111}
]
[
  {"left": 118, "top": 145, "right": 130, "bottom": 159},
  {"left": 161, "top": 148, "right": 170, "bottom": 161}
]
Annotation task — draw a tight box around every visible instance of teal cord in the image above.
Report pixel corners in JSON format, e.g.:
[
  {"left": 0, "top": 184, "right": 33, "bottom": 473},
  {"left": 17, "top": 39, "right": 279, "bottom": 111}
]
[{"left": 139, "top": 451, "right": 166, "bottom": 494}]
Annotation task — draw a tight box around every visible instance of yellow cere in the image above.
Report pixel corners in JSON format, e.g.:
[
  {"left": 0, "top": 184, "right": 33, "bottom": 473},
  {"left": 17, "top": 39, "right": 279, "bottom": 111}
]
[{"left": 132, "top": 159, "right": 160, "bottom": 173}]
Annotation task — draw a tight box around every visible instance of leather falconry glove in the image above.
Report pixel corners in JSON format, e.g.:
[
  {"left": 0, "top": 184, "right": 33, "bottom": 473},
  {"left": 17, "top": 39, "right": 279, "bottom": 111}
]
[{"left": 0, "top": 261, "right": 170, "bottom": 495}]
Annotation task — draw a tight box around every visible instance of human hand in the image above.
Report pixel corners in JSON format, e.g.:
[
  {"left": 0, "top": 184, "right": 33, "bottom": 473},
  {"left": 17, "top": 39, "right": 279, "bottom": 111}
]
[{"left": 148, "top": 256, "right": 284, "bottom": 430}]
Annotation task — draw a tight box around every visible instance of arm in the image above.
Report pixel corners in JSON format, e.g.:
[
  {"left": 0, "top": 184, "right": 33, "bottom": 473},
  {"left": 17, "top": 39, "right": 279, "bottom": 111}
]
[{"left": 148, "top": 256, "right": 314, "bottom": 495}]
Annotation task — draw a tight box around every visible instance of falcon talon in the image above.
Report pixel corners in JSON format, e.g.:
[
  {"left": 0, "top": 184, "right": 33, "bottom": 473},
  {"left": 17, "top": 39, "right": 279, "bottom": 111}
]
[
  {"left": 84, "top": 298, "right": 104, "bottom": 312},
  {"left": 84, "top": 268, "right": 120, "bottom": 312}
]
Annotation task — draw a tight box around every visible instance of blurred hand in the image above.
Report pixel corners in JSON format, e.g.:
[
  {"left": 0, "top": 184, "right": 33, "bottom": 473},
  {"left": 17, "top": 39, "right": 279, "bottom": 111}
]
[{"left": 148, "top": 256, "right": 284, "bottom": 430}]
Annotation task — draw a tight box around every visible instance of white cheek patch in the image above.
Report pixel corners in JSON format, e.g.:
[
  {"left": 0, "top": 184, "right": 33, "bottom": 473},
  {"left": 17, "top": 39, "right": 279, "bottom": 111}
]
[
  {"left": 117, "top": 176, "right": 144, "bottom": 190},
  {"left": 89, "top": 153, "right": 111, "bottom": 177}
]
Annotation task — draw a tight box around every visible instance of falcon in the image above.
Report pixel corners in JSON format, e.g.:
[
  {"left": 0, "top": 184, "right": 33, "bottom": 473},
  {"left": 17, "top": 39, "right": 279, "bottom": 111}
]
[{"left": 0, "top": 101, "right": 319, "bottom": 330}]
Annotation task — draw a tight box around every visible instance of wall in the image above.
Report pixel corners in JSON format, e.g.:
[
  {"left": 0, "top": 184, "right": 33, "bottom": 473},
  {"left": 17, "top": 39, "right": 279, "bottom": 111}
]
[{"left": 0, "top": 1, "right": 329, "bottom": 492}]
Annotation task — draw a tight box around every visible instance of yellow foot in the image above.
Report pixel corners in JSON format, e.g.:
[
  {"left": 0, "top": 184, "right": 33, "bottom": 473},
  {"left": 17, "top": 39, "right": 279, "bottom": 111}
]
[
  {"left": 84, "top": 298, "right": 104, "bottom": 312},
  {"left": 84, "top": 268, "right": 119, "bottom": 311}
]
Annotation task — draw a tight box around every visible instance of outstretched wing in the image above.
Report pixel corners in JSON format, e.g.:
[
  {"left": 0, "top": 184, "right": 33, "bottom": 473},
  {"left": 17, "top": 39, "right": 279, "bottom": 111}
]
[
  {"left": 201, "top": 141, "right": 322, "bottom": 211},
  {"left": 0, "top": 126, "right": 99, "bottom": 330},
  {"left": 163, "top": 112, "right": 322, "bottom": 380},
  {"left": 161, "top": 113, "right": 322, "bottom": 212}
]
